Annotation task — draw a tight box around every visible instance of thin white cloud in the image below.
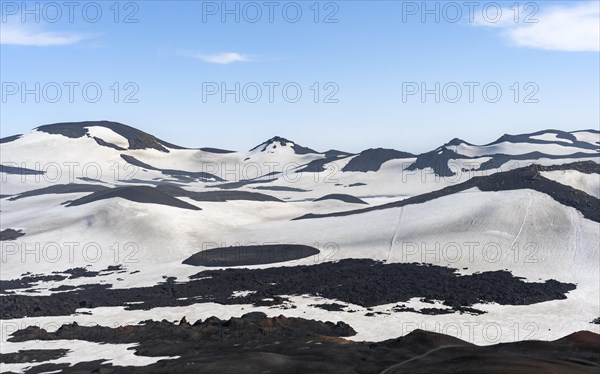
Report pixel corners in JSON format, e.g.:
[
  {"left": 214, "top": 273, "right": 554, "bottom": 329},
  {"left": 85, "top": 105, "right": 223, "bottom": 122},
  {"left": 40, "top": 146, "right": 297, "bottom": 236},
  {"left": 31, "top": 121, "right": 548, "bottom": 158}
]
[
  {"left": 474, "top": 2, "right": 599, "bottom": 52},
  {"left": 187, "top": 52, "right": 254, "bottom": 64},
  {"left": 0, "top": 24, "right": 94, "bottom": 46}
]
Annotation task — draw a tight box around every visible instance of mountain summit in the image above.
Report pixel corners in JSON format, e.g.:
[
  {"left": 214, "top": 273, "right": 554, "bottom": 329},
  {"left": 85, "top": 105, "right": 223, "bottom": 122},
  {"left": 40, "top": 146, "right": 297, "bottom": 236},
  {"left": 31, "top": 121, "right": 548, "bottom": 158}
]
[{"left": 249, "top": 136, "right": 319, "bottom": 155}]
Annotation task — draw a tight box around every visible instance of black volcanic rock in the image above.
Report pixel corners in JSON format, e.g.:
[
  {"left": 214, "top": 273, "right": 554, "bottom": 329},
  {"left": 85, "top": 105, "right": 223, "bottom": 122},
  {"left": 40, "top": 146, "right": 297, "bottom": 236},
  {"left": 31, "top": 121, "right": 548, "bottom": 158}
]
[
  {"left": 0, "top": 164, "right": 45, "bottom": 176},
  {"left": 314, "top": 194, "right": 368, "bottom": 204},
  {"left": 488, "top": 129, "right": 599, "bottom": 150},
  {"left": 0, "top": 349, "right": 68, "bottom": 364},
  {"left": 9, "top": 184, "right": 110, "bottom": 201},
  {"left": 0, "top": 229, "right": 25, "bottom": 241},
  {"left": 406, "top": 147, "right": 465, "bottom": 177},
  {"left": 250, "top": 136, "right": 318, "bottom": 154},
  {"left": 120, "top": 154, "right": 223, "bottom": 182},
  {"left": 342, "top": 148, "right": 415, "bottom": 172},
  {"left": 36, "top": 121, "right": 186, "bottom": 152},
  {"left": 183, "top": 244, "right": 319, "bottom": 266},
  {"left": 65, "top": 185, "right": 201, "bottom": 210},
  {"left": 0, "top": 259, "right": 576, "bottom": 320},
  {"left": 253, "top": 186, "right": 310, "bottom": 192},
  {"left": 296, "top": 162, "right": 600, "bottom": 223},
  {"left": 199, "top": 147, "right": 236, "bottom": 154},
  {"left": 5, "top": 319, "right": 599, "bottom": 374},
  {"left": 0, "top": 134, "right": 22, "bottom": 143},
  {"left": 155, "top": 184, "right": 282, "bottom": 202},
  {"left": 408, "top": 130, "right": 599, "bottom": 177}
]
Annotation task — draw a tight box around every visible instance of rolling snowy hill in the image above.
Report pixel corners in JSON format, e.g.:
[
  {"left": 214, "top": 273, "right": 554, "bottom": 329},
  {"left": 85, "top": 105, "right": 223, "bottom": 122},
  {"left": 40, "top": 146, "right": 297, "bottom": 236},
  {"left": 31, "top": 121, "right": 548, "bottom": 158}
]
[{"left": 1, "top": 121, "right": 599, "bottom": 373}]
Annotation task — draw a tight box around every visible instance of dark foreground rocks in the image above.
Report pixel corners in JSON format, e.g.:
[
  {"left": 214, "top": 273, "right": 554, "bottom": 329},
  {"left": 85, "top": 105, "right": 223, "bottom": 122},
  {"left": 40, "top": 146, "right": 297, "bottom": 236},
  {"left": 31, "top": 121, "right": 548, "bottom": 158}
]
[{"left": 4, "top": 313, "right": 599, "bottom": 374}]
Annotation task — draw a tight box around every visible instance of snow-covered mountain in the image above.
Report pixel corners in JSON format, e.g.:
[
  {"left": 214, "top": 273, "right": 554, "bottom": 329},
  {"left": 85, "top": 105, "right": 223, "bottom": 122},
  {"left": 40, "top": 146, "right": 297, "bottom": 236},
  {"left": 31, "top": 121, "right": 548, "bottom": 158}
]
[{"left": 1, "top": 121, "right": 599, "bottom": 373}]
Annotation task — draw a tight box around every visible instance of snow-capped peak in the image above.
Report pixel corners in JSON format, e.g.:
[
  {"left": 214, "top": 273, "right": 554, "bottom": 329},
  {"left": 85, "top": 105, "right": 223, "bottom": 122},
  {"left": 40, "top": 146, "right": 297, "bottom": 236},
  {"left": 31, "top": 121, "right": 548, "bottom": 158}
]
[{"left": 249, "top": 136, "right": 318, "bottom": 155}]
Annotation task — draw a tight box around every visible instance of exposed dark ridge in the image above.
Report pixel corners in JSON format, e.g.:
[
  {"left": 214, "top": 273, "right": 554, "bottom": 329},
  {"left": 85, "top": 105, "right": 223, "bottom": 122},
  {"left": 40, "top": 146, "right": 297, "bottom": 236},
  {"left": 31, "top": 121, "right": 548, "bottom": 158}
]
[
  {"left": 295, "top": 162, "right": 600, "bottom": 222},
  {"left": 36, "top": 121, "right": 186, "bottom": 152},
  {"left": 155, "top": 184, "right": 283, "bottom": 202},
  {"left": 476, "top": 152, "right": 599, "bottom": 171},
  {"left": 411, "top": 131, "right": 599, "bottom": 178},
  {"left": 480, "top": 129, "right": 599, "bottom": 150},
  {"left": 9, "top": 184, "right": 110, "bottom": 201},
  {"left": 120, "top": 154, "right": 223, "bottom": 182},
  {"left": 211, "top": 179, "right": 273, "bottom": 190},
  {"left": 405, "top": 147, "right": 463, "bottom": 177},
  {"left": 183, "top": 244, "right": 319, "bottom": 266},
  {"left": 342, "top": 148, "right": 415, "bottom": 172},
  {"left": 65, "top": 186, "right": 201, "bottom": 210},
  {"left": 0, "top": 164, "right": 45, "bottom": 175},
  {"left": 0, "top": 229, "right": 25, "bottom": 241},
  {"left": 444, "top": 137, "right": 473, "bottom": 147},
  {"left": 0, "top": 259, "right": 575, "bottom": 319},
  {"left": 199, "top": 147, "right": 236, "bottom": 154},
  {"left": 537, "top": 160, "right": 600, "bottom": 174},
  {"left": 92, "top": 136, "right": 126, "bottom": 151},
  {"left": 314, "top": 194, "right": 368, "bottom": 204},
  {"left": 0, "top": 134, "right": 22, "bottom": 143},
  {"left": 297, "top": 151, "right": 352, "bottom": 173},
  {"left": 326, "top": 149, "right": 354, "bottom": 157},
  {"left": 249, "top": 136, "right": 319, "bottom": 155},
  {"left": 253, "top": 186, "right": 310, "bottom": 192}
]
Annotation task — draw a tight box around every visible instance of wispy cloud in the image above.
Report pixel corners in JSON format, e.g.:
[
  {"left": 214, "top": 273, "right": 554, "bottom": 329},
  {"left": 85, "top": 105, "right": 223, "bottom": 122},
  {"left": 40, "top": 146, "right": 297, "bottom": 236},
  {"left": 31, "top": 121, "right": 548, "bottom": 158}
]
[
  {"left": 0, "top": 24, "right": 95, "bottom": 46},
  {"left": 474, "top": 2, "right": 599, "bottom": 52},
  {"left": 183, "top": 51, "right": 254, "bottom": 64}
]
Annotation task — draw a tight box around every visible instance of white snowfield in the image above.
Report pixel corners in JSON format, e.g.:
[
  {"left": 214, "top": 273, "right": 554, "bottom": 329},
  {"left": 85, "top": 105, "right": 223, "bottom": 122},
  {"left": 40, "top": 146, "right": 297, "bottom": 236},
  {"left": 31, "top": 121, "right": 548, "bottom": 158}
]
[
  {"left": 1, "top": 125, "right": 599, "bottom": 371},
  {"left": 542, "top": 170, "right": 600, "bottom": 198}
]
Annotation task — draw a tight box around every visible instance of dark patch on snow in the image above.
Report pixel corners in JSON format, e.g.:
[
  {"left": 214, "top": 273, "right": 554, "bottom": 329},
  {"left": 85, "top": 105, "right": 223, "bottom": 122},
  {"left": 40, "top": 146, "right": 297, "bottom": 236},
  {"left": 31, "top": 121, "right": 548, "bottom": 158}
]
[
  {"left": 0, "top": 349, "right": 68, "bottom": 364},
  {"left": 314, "top": 194, "right": 368, "bottom": 204},
  {"left": 120, "top": 154, "right": 223, "bottom": 182},
  {"left": 297, "top": 150, "right": 352, "bottom": 173},
  {"left": 0, "top": 134, "right": 22, "bottom": 143},
  {"left": 183, "top": 244, "right": 319, "bottom": 267},
  {"left": 347, "top": 182, "right": 367, "bottom": 187},
  {"left": 296, "top": 162, "right": 600, "bottom": 222},
  {"left": 476, "top": 151, "right": 599, "bottom": 171},
  {"left": 310, "top": 303, "right": 348, "bottom": 311},
  {"left": 0, "top": 266, "right": 126, "bottom": 294},
  {"left": 487, "top": 129, "right": 599, "bottom": 150},
  {"left": 36, "top": 121, "right": 186, "bottom": 152},
  {"left": 342, "top": 148, "right": 415, "bottom": 172},
  {"left": 93, "top": 136, "right": 126, "bottom": 151},
  {"left": 250, "top": 136, "right": 318, "bottom": 155},
  {"left": 406, "top": 147, "right": 463, "bottom": 177},
  {"left": 253, "top": 186, "right": 310, "bottom": 192},
  {"left": 8, "top": 184, "right": 110, "bottom": 201},
  {"left": 65, "top": 186, "right": 201, "bottom": 210},
  {"left": 0, "top": 229, "right": 25, "bottom": 241},
  {"left": 155, "top": 184, "right": 282, "bottom": 202},
  {"left": 212, "top": 178, "right": 274, "bottom": 190},
  {"left": 200, "top": 147, "right": 236, "bottom": 154},
  {"left": 0, "top": 164, "right": 45, "bottom": 175}
]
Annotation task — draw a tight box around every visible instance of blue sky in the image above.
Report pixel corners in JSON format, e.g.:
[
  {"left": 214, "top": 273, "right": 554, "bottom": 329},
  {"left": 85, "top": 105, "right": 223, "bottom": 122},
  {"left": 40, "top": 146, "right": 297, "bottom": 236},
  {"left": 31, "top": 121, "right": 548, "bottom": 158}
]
[{"left": 1, "top": 0, "right": 599, "bottom": 153}]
